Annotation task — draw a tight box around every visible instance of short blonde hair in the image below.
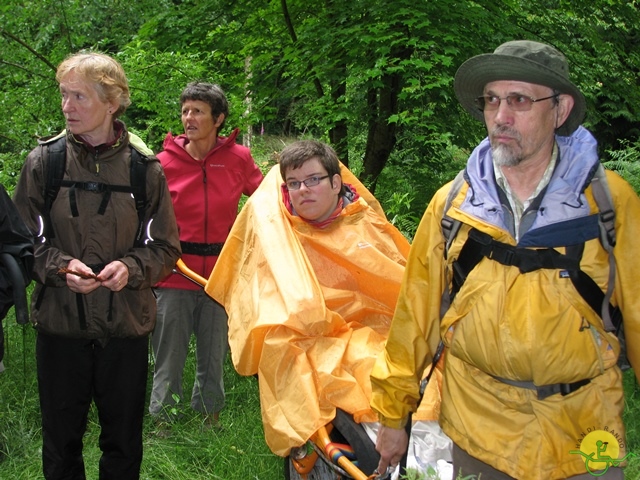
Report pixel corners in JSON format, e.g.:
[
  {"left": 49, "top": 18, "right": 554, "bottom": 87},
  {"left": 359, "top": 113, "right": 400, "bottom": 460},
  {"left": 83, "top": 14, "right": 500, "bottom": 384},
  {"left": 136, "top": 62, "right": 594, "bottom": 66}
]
[{"left": 56, "top": 52, "right": 131, "bottom": 116}]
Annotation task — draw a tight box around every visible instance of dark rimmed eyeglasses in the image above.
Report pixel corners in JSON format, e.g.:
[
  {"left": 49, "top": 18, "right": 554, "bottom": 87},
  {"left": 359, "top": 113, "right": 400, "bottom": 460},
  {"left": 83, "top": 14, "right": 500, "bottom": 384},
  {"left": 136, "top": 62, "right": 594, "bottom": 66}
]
[
  {"left": 285, "top": 175, "right": 330, "bottom": 191},
  {"left": 475, "top": 94, "right": 559, "bottom": 112}
]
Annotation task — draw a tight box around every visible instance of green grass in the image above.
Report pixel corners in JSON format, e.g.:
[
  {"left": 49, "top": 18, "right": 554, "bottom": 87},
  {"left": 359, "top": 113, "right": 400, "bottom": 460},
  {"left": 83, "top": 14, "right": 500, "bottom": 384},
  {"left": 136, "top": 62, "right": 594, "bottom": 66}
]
[{"left": 0, "top": 315, "right": 282, "bottom": 479}]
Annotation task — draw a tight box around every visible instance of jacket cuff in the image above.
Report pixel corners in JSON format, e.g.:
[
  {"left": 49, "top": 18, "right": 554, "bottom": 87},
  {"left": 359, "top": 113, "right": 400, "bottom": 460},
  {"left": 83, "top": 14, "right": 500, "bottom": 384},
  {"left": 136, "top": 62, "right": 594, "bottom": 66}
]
[{"left": 378, "top": 414, "right": 409, "bottom": 429}]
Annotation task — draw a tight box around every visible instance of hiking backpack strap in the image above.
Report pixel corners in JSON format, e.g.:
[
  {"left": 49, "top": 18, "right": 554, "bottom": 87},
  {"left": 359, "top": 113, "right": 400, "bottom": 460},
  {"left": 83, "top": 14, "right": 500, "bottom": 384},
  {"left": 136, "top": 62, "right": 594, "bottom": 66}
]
[
  {"left": 42, "top": 136, "right": 67, "bottom": 241},
  {"left": 129, "top": 147, "right": 148, "bottom": 247},
  {"left": 441, "top": 169, "right": 466, "bottom": 260},
  {"left": 589, "top": 165, "right": 627, "bottom": 369},
  {"left": 443, "top": 164, "right": 621, "bottom": 332},
  {"left": 438, "top": 169, "right": 467, "bottom": 320},
  {"left": 448, "top": 178, "right": 626, "bottom": 372},
  {"left": 434, "top": 164, "right": 627, "bottom": 402},
  {"left": 589, "top": 165, "right": 617, "bottom": 333},
  {"left": 41, "top": 136, "right": 149, "bottom": 246}
]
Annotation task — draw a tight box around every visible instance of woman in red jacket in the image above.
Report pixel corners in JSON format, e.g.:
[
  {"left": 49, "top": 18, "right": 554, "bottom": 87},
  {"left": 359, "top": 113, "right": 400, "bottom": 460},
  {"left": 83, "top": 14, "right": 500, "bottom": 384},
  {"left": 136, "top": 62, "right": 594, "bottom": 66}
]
[{"left": 149, "top": 82, "right": 263, "bottom": 429}]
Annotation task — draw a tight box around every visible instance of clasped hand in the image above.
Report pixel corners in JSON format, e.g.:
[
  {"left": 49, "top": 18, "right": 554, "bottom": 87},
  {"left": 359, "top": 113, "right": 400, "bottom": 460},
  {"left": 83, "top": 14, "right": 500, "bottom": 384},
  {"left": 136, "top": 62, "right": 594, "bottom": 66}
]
[{"left": 64, "top": 259, "right": 128, "bottom": 293}]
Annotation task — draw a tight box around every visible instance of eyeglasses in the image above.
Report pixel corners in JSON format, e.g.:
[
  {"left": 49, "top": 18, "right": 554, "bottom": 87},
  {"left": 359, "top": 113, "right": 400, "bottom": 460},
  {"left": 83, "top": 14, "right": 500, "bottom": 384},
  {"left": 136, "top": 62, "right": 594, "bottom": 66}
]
[
  {"left": 475, "top": 94, "right": 559, "bottom": 112},
  {"left": 285, "top": 175, "right": 330, "bottom": 191}
]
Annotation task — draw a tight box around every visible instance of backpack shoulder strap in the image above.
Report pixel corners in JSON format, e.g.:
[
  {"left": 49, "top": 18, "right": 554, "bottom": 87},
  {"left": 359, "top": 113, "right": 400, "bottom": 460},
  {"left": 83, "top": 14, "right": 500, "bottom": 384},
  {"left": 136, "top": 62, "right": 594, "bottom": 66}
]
[
  {"left": 590, "top": 164, "right": 616, "bottom": 251},
  {"left": 128, "top": 147, "right": 149, "bottom": 246},
  {"left": 439, "top": 169, "right": 467, "bottom": 318},
  {"left": 441, "top": 169, "right": 467, "bottom": 260},
  {"left": 41, "top": 136, "right": 67, "bottom": 241},
  {"left": 39, "top": 133, "right": 150, "bottom": 247},
  {"left": 587, "top": 164, "right": 618, "bottom": 334}
]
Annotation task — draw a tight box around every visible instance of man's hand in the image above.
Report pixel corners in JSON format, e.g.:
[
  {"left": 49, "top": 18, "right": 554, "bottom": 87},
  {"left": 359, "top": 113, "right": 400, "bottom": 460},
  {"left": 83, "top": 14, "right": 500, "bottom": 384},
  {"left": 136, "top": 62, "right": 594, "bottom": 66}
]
[{"left": 375, "top": 424, "right": 408, "bottom": 476}]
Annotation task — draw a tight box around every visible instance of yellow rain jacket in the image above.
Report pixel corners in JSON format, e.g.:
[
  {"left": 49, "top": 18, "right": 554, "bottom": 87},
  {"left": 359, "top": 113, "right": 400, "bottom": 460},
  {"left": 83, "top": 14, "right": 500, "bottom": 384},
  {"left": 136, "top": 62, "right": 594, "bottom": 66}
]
[
  {"left": 371, "top": 128, "right": 640, "bottom": 479},
  {"left": 206, "top": 163, "right": 410, "bottom": 456}
]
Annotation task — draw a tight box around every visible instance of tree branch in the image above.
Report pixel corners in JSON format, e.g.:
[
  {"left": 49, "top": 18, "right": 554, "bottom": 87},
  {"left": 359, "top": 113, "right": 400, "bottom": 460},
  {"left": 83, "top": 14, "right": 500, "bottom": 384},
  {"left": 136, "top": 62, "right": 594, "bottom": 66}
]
[
  {"left": 280, "top": 0, "right": 298, "bottom": 43},
  {"left": 0, "top": 60, "right": 51, "bottom": 80},
  {"left": 280, "top": 0, "right": 324, "bottom": 98},
  {"left": 58, "top": 0, "right": 74, "bottom": 50},
  {"left": 0, "top": 29, "right": 57, "bottom": 71}
]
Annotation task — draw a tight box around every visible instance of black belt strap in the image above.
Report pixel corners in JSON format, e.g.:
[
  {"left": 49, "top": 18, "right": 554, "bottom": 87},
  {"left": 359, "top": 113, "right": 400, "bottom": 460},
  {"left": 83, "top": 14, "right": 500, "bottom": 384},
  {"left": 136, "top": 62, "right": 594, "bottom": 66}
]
[
  {"left": 180, "top": 241, "right": 224, "bottom": 257},
  {"left": 493, "top": 375, "right": 590, "bottom": 400}
]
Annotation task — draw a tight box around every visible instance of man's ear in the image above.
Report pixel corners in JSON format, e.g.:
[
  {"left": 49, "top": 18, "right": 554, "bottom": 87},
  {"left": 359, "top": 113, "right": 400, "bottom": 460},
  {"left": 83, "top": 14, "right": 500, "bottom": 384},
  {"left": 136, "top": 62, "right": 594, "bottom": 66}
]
[{"left": 556, "top": 94, "right": 575, "bottom": 130}]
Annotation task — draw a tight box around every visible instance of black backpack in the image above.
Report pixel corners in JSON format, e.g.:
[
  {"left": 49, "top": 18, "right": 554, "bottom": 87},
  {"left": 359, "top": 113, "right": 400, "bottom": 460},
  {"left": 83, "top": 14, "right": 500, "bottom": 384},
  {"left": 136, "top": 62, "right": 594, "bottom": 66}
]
[
  {"left": 41, "top": 136, "right": 149, "bottom": 248},
  {"left": 440, "top": 165, "right": 627, "bottom": 373}
]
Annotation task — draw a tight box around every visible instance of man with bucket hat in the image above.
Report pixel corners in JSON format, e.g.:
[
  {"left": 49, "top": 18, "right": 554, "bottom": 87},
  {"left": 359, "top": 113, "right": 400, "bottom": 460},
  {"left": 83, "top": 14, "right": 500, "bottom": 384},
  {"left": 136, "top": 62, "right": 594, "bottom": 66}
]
[{"left": 370, "top": 40, "right": 640, "bottom": 479}]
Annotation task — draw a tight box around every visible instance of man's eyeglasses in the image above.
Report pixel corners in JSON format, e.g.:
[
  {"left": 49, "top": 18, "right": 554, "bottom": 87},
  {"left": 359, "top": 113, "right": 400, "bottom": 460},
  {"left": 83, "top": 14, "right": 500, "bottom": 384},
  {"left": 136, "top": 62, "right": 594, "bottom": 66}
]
[
  {"left": 285, "top": 175, "right": 330, "bottom": 191},
  {"left": 475, "top": 94, "right": 559, "bottom": 112}
]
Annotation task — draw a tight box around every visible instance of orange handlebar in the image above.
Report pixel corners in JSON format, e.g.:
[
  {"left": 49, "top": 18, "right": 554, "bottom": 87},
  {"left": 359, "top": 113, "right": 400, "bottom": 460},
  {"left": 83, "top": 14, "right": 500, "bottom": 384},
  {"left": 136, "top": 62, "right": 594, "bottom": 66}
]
[
  {"left": 312, "top": 426, "right": 370, "bottom": 480},
  {"left": 174, "top": 258, "right": 207, "bottom": 287}
]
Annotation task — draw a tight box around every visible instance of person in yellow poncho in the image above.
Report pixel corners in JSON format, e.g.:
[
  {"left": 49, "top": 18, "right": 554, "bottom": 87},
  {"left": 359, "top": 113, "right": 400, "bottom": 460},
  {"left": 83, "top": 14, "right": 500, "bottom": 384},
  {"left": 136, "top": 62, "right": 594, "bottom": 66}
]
[{"left": 205, "top": 140, "right": 410, "bottom": 456}]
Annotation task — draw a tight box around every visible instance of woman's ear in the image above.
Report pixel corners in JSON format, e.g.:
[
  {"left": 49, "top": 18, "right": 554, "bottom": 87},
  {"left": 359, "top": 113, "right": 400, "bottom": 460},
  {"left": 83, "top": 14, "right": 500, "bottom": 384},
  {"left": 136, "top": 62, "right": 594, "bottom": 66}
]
[
  {"left": 330, "top": 174, "right": 342, "bottom": 192},
  {"left": 213, "top": 113, "right": 225, "bottom": 128}
]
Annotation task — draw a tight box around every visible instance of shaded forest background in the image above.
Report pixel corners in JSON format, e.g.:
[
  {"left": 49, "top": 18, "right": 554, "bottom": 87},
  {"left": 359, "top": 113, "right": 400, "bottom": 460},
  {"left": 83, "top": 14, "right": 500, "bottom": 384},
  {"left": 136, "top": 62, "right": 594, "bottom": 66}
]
[{"left": 1, "top": 0, "right": 640, "bottom": 238}]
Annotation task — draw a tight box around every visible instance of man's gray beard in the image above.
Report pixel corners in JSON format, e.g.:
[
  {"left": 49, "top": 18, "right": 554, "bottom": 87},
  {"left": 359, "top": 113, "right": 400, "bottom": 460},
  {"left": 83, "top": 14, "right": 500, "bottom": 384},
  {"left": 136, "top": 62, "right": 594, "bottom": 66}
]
[{"left": 492, "top": 144, "right": 523, "bottom": 167}]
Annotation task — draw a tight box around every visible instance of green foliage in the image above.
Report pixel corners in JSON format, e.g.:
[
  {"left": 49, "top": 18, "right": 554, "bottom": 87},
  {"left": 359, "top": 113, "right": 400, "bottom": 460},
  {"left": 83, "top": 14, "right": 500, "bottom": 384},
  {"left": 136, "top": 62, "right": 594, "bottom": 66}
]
[
  {"left": 385, "top": 191, "right": 422, "bottom": 241},
  {"left": 623, "top": 370, "right": 640, "bottom": 478},
  {"left": 603, "top": 139, "right": 640, "bottom": 195},
  {"left": 2, "top": 0, "right": 640, "bottom": 199},
  {"left": 401, "top": 465, "right": 446, "bottom": 479},
  {"left": 118, "top": 45, "right": 233, "bottom": 152},
  {"left": 375, "top": 138, "right": 469, "bottom": 241}
]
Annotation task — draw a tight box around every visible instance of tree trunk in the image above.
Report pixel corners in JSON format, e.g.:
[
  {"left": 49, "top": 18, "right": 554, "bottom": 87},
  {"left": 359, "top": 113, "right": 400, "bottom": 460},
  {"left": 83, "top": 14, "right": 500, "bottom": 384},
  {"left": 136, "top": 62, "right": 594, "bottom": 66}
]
[
  {"left": 362, "top": 72, "right": 401, "bottom": 193},
  {"left": 329, "top": 64, "right": 349, "bottom": 167},
  {"left": 361, "top": 41, "right": 412, "bottom": 193}
]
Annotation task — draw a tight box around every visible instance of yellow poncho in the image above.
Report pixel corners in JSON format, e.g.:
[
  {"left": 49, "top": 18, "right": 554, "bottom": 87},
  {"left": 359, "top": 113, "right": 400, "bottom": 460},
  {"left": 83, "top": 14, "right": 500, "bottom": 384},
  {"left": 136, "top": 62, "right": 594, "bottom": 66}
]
[{"left": 206, "top": 164, "right": 410, "bottom": 456}]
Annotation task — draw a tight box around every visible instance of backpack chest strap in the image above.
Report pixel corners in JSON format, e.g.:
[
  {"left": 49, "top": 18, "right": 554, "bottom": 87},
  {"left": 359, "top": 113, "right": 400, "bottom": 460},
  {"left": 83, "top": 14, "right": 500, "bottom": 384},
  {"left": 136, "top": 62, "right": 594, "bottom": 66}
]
[
  {"left": 60, "top": 180, "right": 139, "bottom": 216},
  {"left": 452, "top": 228, "right": 620, "bottom": 333},
  {"left": 452, "top": 228, "right": 580, "bottom": 297}
]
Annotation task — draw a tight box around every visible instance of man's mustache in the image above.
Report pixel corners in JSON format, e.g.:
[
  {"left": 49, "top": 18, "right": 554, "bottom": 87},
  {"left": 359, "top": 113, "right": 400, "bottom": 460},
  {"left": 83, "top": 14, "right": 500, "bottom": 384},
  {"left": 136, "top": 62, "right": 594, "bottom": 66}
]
[{"left": 490, "top": 126, "right": 521, "bottom": 143}]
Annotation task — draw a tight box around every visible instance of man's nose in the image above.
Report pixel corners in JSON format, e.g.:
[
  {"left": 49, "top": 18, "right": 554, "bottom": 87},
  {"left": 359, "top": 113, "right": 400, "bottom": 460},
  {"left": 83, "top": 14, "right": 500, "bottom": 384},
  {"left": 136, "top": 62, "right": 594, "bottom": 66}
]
[{"left": 492, "top": 98, "right": 514, "bottom": 125}]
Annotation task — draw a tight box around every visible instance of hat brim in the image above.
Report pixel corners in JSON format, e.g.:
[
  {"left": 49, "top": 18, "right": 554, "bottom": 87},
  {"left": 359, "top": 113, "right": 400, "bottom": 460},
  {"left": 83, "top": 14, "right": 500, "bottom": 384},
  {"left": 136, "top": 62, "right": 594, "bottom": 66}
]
[{"left": 454, "top": 53, "right": 586, "bottom": 136}]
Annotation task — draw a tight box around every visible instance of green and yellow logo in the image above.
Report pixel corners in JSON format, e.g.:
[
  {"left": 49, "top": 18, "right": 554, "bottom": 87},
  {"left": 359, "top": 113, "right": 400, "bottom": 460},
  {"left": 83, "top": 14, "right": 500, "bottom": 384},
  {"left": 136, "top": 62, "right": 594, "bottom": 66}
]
[{"left": 570, "top": 429, "right": 635, "bottom": 476}]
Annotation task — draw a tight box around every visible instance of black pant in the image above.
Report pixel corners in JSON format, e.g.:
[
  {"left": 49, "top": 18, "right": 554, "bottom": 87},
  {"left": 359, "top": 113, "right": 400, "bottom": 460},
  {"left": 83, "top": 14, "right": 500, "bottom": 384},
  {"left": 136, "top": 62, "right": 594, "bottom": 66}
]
[{"left": 36, "top": 333, "right": 149, "bottom": 480}]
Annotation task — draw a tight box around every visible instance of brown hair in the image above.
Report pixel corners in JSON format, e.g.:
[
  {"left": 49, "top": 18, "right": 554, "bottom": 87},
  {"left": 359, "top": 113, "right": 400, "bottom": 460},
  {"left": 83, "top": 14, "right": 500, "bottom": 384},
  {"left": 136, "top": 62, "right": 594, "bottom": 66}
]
[{"left": 279, "top": 140, "right": 341, "bottom": 182}]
